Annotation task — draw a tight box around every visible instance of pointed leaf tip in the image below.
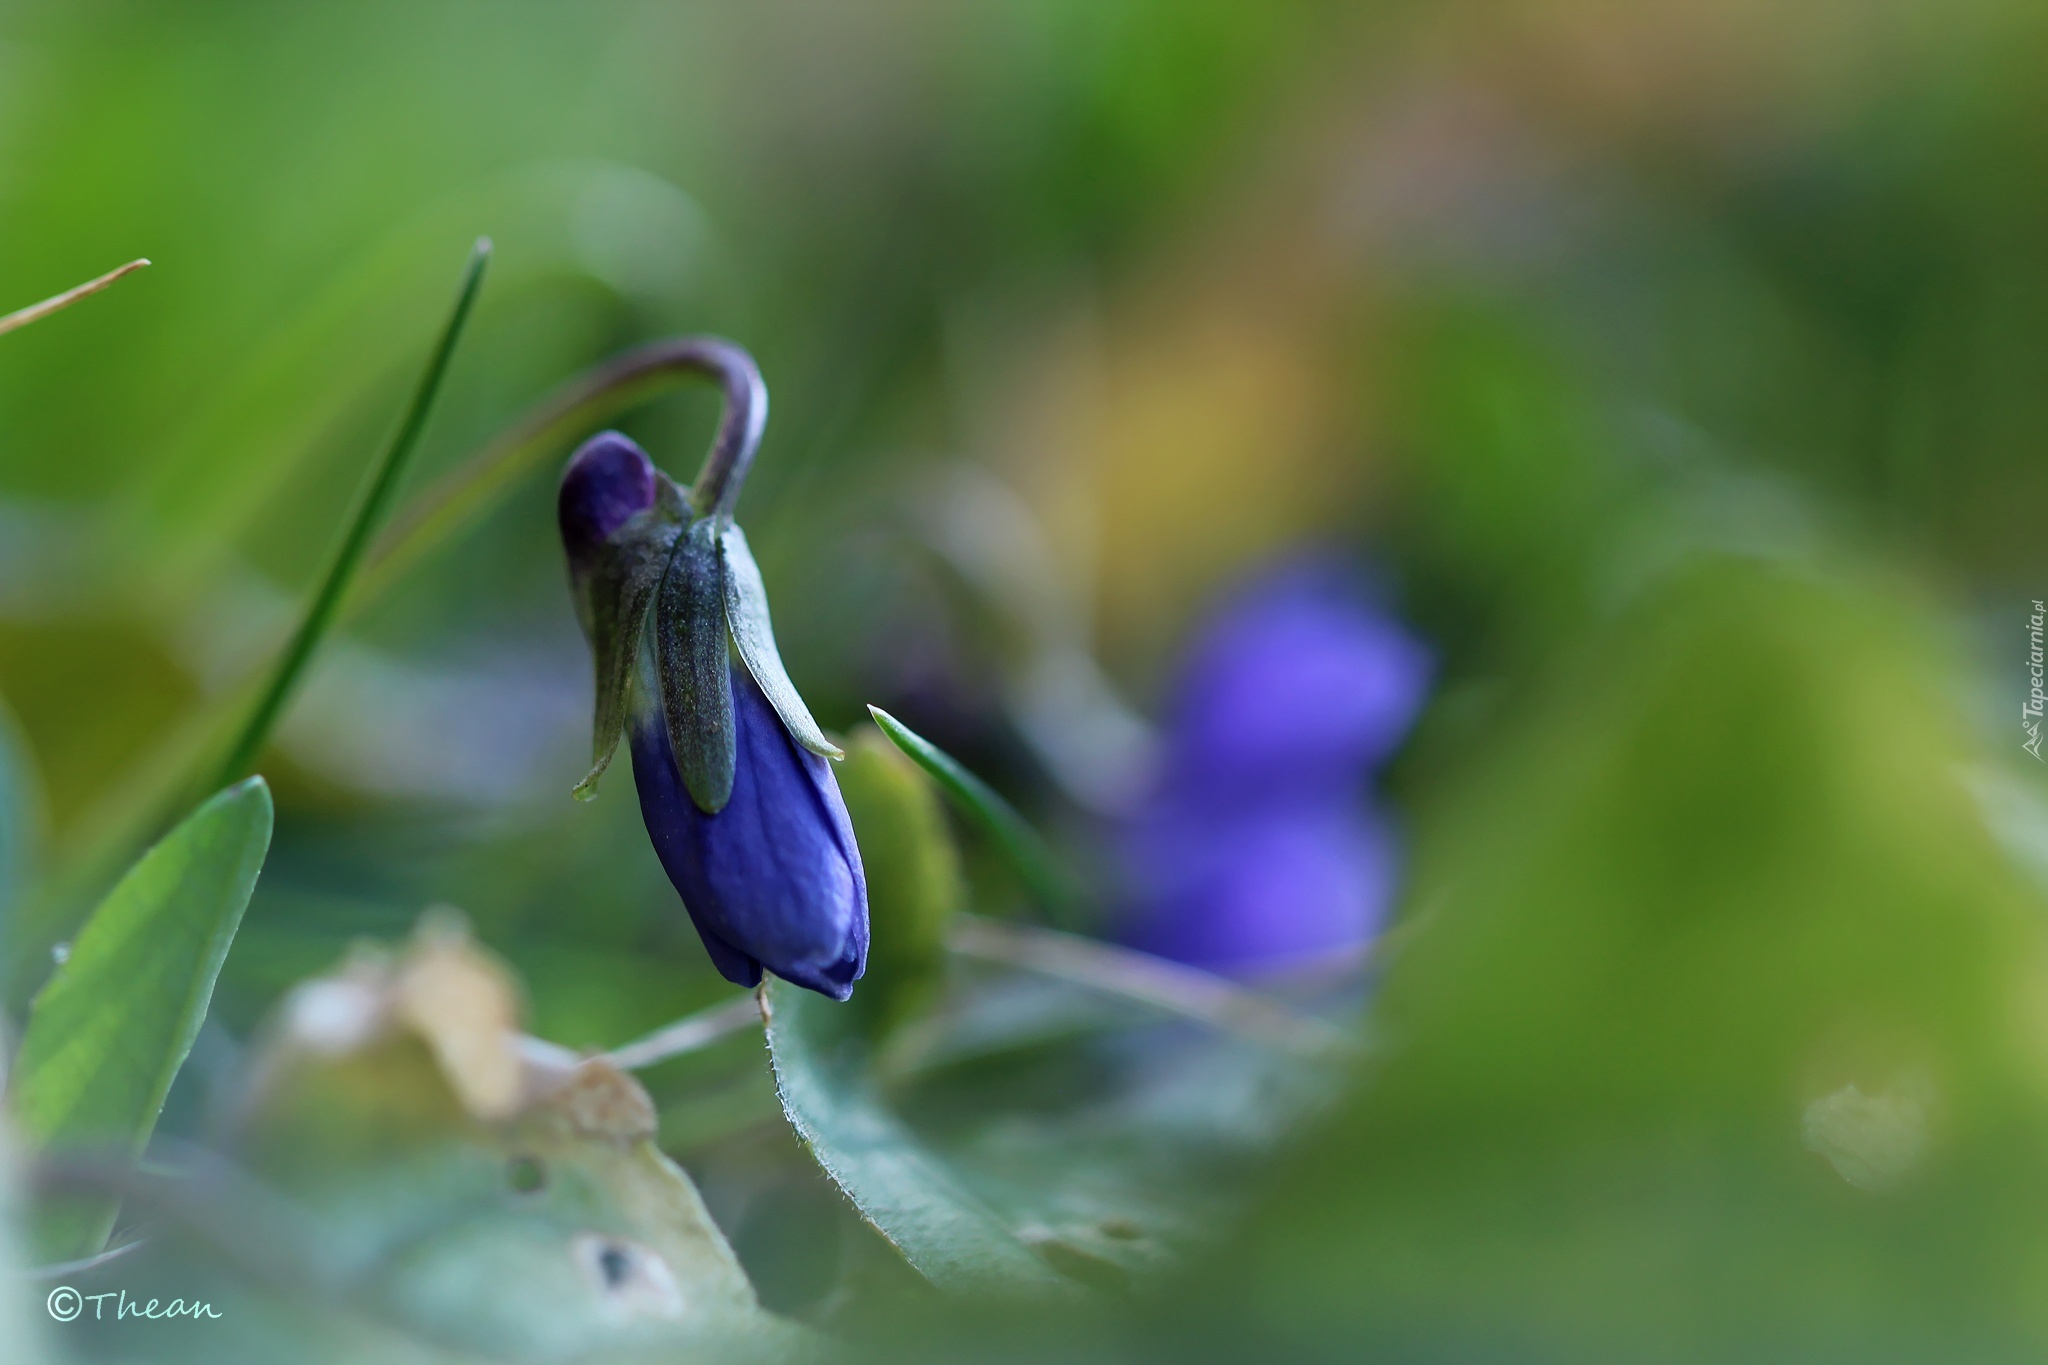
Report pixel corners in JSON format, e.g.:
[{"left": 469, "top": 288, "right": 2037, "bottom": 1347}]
[{"left": 866, "top": 707, "right": 1087, "bottom": 924}]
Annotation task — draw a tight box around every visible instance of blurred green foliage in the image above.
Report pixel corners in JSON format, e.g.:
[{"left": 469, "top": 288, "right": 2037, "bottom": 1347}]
[
  {"left": 1218, "top": 556, "right": 2048, "bottom": 1358},
  {"left": 6, "top": 0, "right": 2048, "bottom": 1358}
]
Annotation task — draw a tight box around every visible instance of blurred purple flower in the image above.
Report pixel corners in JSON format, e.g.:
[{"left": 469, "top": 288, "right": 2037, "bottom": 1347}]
[
  {"left": 1158, "top": 562, "right": 1432, "bottom": 801},
  {"left": 1118, "top": 560, "right": 1430, "bottom": 977},
  {"left": 560, "top": 432, "right": 868, "bottom": 1000}
]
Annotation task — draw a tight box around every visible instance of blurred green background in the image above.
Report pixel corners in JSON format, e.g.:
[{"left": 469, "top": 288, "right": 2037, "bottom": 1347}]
[{"left": 8, "top": 0, "right": 2048, "bottom": 1355}]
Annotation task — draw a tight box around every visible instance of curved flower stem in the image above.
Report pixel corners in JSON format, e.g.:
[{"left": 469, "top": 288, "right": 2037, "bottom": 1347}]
[
  {"left": 360, "top": 335, "right": 765, "bottom": 605},
  {"left": 603, "top": 993, "right": 764, "bottom": 1071},
  {"left": 948, "top": 916, "right": 1351, "bottom": 1056},
  {"left": 0, "top": 259, "right": 150, "bottom": 338},
  {"left": 683, "top": 338, "right": 767, "bottom": 522}
]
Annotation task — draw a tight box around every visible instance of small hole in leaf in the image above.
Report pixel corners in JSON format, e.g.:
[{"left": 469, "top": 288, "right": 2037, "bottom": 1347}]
[
  {"left": 506, "top": 1156, "right": 547, "bottom": 1193},
  {"left": 571, "top": 1233, "right": 685, "bottom": 1318}
]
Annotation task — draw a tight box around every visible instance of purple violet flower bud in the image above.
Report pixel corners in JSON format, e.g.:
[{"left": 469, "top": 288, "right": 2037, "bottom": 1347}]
[
  {"left": 1117, "top": 558, "right": 1431, "bottom": 977},
  {"left": 559, "top": 428, "right": 868, "bottom": 1000},
  {"left": 631, "top": 667, "right": 868, "bottom": 1000},
  {"left": 558, "top": 431, "right": 659, "bottom": 570}
]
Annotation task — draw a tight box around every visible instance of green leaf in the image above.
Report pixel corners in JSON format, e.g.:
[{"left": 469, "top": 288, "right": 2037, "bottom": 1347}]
[
  {"left": 571, "top": 488, "right": 686, "bottom": 801},
  {"left": 766, "top": 957, "right": 1337, "bottom": 1299},
  {"left": 836, "top": 726, "right": 962, "bottom": 1039},
  {"left": 763, "top": 978, "right": 1069, "bottom": 1297},
  {"left": 656, "top": 517, "right": 736, "bottom": 814},
  {"left": 11, "top": 777, "right": 274, "bottom": 1261},
  {"left": 721, "top": 524, "right": 841, "bottom": 760},
  {"left": 865, "top": 706, "right": 1087, "bottom": 924}
]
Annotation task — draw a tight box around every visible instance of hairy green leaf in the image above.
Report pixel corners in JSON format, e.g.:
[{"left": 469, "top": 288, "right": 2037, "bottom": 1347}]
[
  {"left": 11, "top": 777, "right": 274, "bottom": 1260},
  {"left": 764, "top": 978, "right": 1068, "bottom": 1296},
  {"left": 766, "top": 955, "right": 1337, "bottom": 1300},
  {"left": 721, "top": 524, "right": 841, "bottom": 760},
  {"left": 656, "top": 518, "right": 735, "bottom": 814}
]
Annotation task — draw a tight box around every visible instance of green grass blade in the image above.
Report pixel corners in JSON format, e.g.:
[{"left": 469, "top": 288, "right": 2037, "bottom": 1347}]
[
  {"left": 9, "top": 777, "right": 274, "bottom": 1261},
  {"left": 1, "top": 242, "right": 486, "bottom": 1005},
  {"left": 865, "top": 706, "right": 1088, "bottom": 925},
  {"left": 212, "top": 238, "right": 490, "bottom": 789}
]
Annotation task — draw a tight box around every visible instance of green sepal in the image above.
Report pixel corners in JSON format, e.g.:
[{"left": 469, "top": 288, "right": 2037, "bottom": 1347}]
[
  {"left": 720, "top": 523, "right": 843, "bottom": 759},
  {"left": 656, "top": 516, "right": 736, "bottom": 814},
  {"left": 569, "top": 474, "right": 688, "bottom": 801}
]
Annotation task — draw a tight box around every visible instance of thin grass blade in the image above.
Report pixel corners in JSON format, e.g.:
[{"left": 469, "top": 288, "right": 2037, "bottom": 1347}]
[
  {"left": 212, "top": 238, "right": 490, "bottom": 790},
  {"left": 865, "top": 706, "right": 1087, "bottom": 925}
]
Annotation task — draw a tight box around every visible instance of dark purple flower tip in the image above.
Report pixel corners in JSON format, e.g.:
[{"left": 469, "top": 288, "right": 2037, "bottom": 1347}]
[
  {"left": 630, "top": 666, "right": 868, "bottom": 1000},
  {"left": 1164, "top": 558, "right": 1432, "bottom": 797},
  {"left": 1119, "top": 798, "right": 1397, "bottom": 978},
  {"left": 558, "top": 431, "right": 658, "bottom": 572}
]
